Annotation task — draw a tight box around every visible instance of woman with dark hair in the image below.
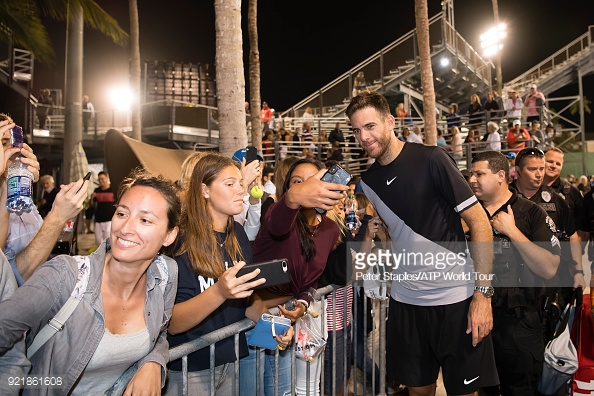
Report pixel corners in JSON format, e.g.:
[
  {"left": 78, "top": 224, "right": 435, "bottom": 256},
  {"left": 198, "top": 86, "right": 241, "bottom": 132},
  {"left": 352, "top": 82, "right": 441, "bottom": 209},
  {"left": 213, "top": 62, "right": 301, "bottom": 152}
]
[
  {"left": 165, "top": 153, "right": 290, "bottom": 395},
  {"left": 241, "top": 157, "right": 347, "bottom": 396},
  {"left": 0, "top": 169, "right": 181, "bottom": 395}
]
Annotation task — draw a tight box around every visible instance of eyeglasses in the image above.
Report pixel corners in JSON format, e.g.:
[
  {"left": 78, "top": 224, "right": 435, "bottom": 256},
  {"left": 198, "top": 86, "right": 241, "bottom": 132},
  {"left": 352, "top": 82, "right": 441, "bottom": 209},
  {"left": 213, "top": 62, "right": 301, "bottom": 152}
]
[{"left": 516, "top": 148, "right": 544, "bottom": 167}]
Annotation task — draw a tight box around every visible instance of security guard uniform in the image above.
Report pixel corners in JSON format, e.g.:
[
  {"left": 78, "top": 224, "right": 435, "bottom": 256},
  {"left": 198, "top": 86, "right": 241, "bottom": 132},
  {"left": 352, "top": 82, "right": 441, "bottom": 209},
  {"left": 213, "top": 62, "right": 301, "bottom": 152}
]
[{"left": 479, "top": 188, "right": 561, "bottom": 396}]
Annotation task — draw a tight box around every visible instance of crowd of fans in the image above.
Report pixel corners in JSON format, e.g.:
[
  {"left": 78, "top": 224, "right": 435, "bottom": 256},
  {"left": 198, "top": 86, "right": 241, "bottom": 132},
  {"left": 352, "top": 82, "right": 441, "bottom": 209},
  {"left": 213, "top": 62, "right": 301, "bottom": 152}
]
[{"left": 0, "top": 85, "right": 593, "bottom": 396}]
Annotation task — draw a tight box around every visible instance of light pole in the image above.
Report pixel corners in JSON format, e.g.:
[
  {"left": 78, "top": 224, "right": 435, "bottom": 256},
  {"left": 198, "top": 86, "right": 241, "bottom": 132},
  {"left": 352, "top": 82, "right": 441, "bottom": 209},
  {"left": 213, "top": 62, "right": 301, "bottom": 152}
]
[{"left": 480, "top": 23, "right": 506, "bottom": 93}]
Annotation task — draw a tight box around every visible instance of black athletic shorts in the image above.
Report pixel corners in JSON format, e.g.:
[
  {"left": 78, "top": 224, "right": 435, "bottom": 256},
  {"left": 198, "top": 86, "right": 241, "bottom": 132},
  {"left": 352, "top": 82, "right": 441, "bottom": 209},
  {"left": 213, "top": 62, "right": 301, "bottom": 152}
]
[{"left": 386, "top": 296, "right": 499, "bottom": 394}]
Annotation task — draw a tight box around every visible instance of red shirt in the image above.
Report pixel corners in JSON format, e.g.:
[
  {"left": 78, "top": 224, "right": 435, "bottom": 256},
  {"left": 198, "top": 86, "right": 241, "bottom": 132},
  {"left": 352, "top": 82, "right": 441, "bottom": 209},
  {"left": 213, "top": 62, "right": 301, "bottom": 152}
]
[
  {"left": 260, "top": 107, "right": 272, "bottom": 123},
  {"left": 506, "top": 128, "right": 530, "bottom": 153}
]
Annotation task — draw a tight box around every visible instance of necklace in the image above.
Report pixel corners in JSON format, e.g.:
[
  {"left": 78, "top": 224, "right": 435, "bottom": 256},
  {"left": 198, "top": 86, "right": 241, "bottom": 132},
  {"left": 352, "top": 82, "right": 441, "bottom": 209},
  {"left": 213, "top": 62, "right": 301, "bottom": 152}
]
[
  {"left": 310, "top": 214, "right": 322, "bottom": 237},
  {"left": 217, "top": 232, "right": 227, "bottom": 248}
]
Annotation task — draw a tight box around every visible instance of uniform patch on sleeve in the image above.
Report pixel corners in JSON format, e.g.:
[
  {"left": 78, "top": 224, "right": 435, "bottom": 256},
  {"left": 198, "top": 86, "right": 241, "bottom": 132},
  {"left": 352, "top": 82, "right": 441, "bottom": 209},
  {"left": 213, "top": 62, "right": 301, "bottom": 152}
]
[{"left": 545, "top": 216, "right": 557, "bottom": 233}]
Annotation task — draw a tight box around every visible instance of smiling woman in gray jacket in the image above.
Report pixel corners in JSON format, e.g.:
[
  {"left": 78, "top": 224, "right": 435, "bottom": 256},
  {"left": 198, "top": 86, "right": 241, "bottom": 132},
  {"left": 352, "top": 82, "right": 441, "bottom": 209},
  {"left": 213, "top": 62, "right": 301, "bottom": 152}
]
[{"left": 0, "top": 171, "right": 180, "bottom": 395}]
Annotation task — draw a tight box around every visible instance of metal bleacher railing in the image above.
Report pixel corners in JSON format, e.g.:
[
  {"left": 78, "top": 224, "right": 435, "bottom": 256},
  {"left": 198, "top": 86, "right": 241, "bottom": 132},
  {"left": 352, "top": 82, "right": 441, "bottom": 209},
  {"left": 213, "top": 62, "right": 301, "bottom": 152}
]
[{"left": 107, "top": 284, "right": 388, "bottom": 396}]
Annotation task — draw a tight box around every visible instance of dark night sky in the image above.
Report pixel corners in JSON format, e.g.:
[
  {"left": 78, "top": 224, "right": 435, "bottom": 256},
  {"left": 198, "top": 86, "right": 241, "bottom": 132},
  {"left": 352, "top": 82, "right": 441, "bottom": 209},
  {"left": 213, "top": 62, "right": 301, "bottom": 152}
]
[{"left": 33, "top": 0, "right": 594, "bottom": 125}]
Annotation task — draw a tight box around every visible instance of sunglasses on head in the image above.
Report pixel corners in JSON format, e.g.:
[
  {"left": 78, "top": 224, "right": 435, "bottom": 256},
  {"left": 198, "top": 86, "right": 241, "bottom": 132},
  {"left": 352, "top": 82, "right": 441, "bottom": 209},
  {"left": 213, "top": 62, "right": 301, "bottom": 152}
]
[{"left": 516, "top": 148, "right": 544, "bottom": 167}]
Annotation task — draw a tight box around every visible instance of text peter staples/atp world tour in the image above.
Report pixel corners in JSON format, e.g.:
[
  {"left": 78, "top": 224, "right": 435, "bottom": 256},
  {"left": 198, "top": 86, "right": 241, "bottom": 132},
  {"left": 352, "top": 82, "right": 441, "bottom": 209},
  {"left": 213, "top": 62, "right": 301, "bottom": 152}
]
[{"left": 351, "top": 248, "right": 495, "bottom": 283}]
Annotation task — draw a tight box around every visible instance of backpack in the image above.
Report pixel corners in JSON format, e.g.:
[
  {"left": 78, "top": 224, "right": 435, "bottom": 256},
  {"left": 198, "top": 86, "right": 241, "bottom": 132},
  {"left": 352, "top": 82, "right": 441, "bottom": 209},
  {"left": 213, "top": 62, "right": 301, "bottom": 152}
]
[{"left": 27, "top": 253, "right": 170, "bottom": 359}]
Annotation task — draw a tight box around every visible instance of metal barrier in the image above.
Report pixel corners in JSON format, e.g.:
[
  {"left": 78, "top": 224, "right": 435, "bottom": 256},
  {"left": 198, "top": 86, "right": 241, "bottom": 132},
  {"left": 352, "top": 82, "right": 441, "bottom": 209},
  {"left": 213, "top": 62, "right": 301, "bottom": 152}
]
[{"left": 108, "top": 283, "right": 387, "bottom": 396}]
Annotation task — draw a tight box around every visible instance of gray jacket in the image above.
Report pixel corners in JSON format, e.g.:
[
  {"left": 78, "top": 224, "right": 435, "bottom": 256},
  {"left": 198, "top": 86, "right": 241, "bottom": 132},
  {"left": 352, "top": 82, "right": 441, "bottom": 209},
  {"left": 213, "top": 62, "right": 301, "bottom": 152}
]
[
  {"left": 0, "top": 251, "right": 30, "bottom": 395},
  {"left": 0, "top": 239, "right": 178, "bottom": 395}
]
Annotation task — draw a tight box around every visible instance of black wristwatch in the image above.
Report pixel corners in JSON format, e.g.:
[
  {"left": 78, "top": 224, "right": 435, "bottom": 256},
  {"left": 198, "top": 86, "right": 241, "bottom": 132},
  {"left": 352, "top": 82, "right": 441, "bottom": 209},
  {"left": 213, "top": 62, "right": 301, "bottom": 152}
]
[
  {"left": 474, "top": 286, "right": 495, "bottom": 298},
  {"left": 574, "top": 270, "right": 584, "bottom": 275}
]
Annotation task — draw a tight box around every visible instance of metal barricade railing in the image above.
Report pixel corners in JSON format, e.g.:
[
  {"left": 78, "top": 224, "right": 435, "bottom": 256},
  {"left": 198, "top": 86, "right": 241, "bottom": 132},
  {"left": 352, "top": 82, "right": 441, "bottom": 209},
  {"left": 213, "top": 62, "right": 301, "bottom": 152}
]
[{"left": 108, "top": 283, "right": 387, "bottom": 396}]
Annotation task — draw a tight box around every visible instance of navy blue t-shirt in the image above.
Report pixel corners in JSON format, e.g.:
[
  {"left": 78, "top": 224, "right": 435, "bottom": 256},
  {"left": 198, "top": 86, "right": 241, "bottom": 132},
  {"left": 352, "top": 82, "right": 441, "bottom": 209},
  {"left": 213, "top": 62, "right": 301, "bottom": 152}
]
[{"left": 168, "top": 222, "right": 253, "bottom": 371}]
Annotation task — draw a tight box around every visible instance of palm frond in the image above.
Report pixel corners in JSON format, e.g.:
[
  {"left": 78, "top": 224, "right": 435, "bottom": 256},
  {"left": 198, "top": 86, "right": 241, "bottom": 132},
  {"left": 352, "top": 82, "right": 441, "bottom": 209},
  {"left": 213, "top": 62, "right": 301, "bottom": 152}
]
[
  {"left": 38, "top": 0, "right": 129, "bottom": 46},
  {"left": 0, "top": 0, "right": 55, "bottom": 64}
]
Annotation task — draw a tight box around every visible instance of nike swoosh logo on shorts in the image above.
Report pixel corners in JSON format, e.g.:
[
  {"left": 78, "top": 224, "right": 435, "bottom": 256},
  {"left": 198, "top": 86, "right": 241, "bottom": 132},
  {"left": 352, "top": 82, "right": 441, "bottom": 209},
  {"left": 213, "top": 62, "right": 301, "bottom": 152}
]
[
  {"left": 463, "top": 376, "right": 479, "bottom": 385},
  {"left": 386, "top": 176, "right": 397, "bottom": 185}
]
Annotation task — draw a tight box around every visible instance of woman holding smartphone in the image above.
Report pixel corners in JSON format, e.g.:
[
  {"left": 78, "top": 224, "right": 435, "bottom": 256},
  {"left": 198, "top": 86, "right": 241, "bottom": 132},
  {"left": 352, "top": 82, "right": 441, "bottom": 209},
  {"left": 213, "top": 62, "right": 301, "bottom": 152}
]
[
  {"left": 241, "top": 158, "right": 348, "bottom": 396},
  {"left": 165, "top": 153, "right": 292, "bottom": 395}
]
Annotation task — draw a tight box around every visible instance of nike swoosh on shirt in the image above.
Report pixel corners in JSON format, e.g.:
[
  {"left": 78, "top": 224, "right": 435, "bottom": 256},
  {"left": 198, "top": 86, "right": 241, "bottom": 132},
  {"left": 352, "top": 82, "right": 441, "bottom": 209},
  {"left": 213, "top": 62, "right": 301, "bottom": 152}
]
[
  {"left": 386, "top": 176, "right": 397, "bottom": 185},
  {"left": 463, "top": 376, "right": 479, "bottom": 385}
]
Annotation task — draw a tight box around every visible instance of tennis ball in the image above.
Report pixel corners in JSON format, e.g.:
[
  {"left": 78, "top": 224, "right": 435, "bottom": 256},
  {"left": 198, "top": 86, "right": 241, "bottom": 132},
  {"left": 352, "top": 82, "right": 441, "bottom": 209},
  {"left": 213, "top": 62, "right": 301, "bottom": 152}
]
[{"left": 250, "top": 185, "right": 264, "bottom": 199}]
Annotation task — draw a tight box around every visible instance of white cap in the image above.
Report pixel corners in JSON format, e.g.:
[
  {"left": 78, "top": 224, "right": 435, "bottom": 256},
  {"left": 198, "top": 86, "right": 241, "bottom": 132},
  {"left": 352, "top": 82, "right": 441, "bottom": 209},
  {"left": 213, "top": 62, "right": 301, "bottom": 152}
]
[
  {"left": 513, "top": 119, "right": 521, "bottom": 126},
  {"left": 531, "top": 84, "right": 537, "bottom": 89}
]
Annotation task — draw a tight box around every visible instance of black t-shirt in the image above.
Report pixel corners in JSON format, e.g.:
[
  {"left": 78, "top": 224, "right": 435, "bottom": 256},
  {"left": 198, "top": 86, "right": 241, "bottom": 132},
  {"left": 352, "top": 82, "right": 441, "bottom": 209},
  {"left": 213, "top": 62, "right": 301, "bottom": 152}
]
[
  {"left": 93, "top": 186, "right": 116, "bottom": 223},
  {"left": 168, "top": 222, "right": 253, "bottom": 372},
  {"left": 360, "top": 143, "right": 478, "bottom": 305}
]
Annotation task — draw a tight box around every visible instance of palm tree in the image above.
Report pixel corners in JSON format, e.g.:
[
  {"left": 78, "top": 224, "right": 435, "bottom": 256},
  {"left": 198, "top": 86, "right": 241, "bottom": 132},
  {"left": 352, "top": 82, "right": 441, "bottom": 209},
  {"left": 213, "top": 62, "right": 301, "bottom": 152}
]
[
  {"left": 247, "top": 0, "right": 262, "bottom": 154},
  {"left": 414, "top": 0, "right": 437, "bottom": 145},
  {"left": 129, "top": 0, "right": 142, "bottom": 140},
  {"left": 0, "top": 0, "right": 127, "bottom": 64},
  {"left": 214, "top": 0, "right": 248, "bottom": 157}
]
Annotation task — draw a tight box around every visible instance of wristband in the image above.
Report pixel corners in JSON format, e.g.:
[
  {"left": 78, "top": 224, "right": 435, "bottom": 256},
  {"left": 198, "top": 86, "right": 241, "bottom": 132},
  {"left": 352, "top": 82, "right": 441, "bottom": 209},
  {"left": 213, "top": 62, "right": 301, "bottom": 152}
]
[{"left": 574, "top": 270, "right": 584, "bottom": 275}]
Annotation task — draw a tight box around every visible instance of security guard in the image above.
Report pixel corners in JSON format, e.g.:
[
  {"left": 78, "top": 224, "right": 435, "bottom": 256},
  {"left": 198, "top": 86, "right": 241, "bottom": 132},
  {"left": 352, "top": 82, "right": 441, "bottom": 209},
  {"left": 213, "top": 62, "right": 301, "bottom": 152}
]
[
  {"left": 470, "top": 151, "right": 561, "bottom": 396},
  {"left": 511, "top": 148, "right": 577, "bottom": 290},
  {"left": 543, "top": 147, "right": 586, "bottom": 288}
]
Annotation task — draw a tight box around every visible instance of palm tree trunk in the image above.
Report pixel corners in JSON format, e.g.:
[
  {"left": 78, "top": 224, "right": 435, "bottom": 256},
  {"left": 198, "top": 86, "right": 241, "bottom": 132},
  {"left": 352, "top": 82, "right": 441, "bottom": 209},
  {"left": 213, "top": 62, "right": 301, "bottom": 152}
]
[
  {"left": 63, "top": 4, "right": 83, "bottom": 183},
  {"left": 414, "top": 0, "right": 437, "bottom": 145},
  {"left": 214, "top": 0, "right": 248, "bottom": 157},
  {"left": 248, "top": 0, "right": 262, "bottom": 154},
  {"left": 129, "top": 0, "right": 142, "bottom": 140}
]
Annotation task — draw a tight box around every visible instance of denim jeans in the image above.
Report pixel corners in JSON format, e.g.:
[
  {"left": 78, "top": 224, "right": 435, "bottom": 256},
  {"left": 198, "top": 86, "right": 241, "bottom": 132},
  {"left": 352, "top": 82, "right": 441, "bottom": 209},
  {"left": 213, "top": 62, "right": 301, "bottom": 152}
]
[
  {"left": 164, "top": 363, "right": 234, "bottom": 396},
  {"left": 240, "top": 328, "right": 292, "bottom": 396}
]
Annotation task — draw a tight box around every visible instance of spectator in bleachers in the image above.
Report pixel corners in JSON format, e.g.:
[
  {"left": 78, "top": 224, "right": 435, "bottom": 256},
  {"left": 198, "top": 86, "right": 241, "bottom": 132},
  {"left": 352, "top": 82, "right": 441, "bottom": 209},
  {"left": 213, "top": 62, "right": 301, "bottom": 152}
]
[
  {"left": 464, "top": 126, "right": 478, "bottom": 144},
  {"left": 293, "top": 126, "right": 301, "bottom": 142},
  {"left": 38, "top": 174, "right": 60, "bottom": 219},
  {"left": 448, "top": 125, "right": 463, "bottom": 160},
  {"left": 485, "top": 121, "right": 502, "bottom": 152},
  {"left": 395, "top": 102, "right": 408, "bottom": 124},
  {"left": 468, "top": 94, "right": 483, "bottom": 126},
  {"left": 446, "top": 103, "right": 461, "bottom": 129},
  {"left": 243, "top": 158, "right": 347, "bottom": 396},
  {"left": 301, "top": 123, "right": 313, "bottom": 142},
  {"left": 437, "top": 129, "right": 447, "bottom": 147},
  {"left": 407, "top": 126, "right": 423, "bottom": 144},
  {"left": 328, "top": 122, "right": 345, "bottom": 146},
  {"left": 260, "top": 101, "right": 273, "bottom": 131},
  {"left": 261, "top": 156, "right": 299, "bottom": 223},
  {"left": 529, "top": 121, "right": 545, "bottom": 150},
  {"left": 504, "top": 89, "right": 523, "bottom": 122},
  {"left": 545, "top": 123, "right": 557, "bottom": 147},
  {"left": 352, "top": 71, "right": 366, "bottom": 97},
  {"left": 399, "top": 127, "right": 409, "bottom": 142},
  {"left": 484, "top": 92, "right": 500, "bottom": 120},
  {"left": 524, "top": 84, "right": 546, "bottom": 125},
  {"left": 328, "top": 140, "right": 344, "bottom": 162},
  {"left": 262, "top": 130, "right": 273, "bottom": 156},
  {"left": 302, "top": 106, "right": 314, "bottom": 125},
  {"left": 506, "top": 120, "right": 530, "bottom": 153},
  {"left": 492, "top": 89, "right": 504, "bottom": 113}
]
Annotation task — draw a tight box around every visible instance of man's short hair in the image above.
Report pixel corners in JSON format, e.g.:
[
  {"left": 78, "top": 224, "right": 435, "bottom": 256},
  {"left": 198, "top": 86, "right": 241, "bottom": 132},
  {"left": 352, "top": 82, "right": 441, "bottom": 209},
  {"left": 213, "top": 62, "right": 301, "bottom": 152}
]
[
  {"left": 472, "top": 151, "right": 510, "bottom": 183},
  {"left": 544, "top": 147, "right": 564, "bottom": 156},
  {"left": 345, "top": 90, "right": 391, "bottom": 120}
]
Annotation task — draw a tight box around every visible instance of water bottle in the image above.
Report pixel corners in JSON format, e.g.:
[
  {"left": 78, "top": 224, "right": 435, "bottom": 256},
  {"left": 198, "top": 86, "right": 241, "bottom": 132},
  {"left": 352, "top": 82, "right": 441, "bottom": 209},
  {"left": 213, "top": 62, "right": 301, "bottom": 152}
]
[
  {"left": 6, "top": 156, "right": 34, "bottom": 216},
  {"left": 345, "top": 193, "right": 359, "bottom": 231},
  {"left": 53, "top": 220, "right": 75, "bottom": 255}
]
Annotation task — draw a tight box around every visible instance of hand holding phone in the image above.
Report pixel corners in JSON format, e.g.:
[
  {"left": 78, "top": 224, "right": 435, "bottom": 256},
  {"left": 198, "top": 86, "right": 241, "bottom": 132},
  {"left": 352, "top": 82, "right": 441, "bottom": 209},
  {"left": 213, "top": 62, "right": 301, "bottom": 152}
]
[{"left": 315, "top": 164, "right": 352, "bottom": 214}]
